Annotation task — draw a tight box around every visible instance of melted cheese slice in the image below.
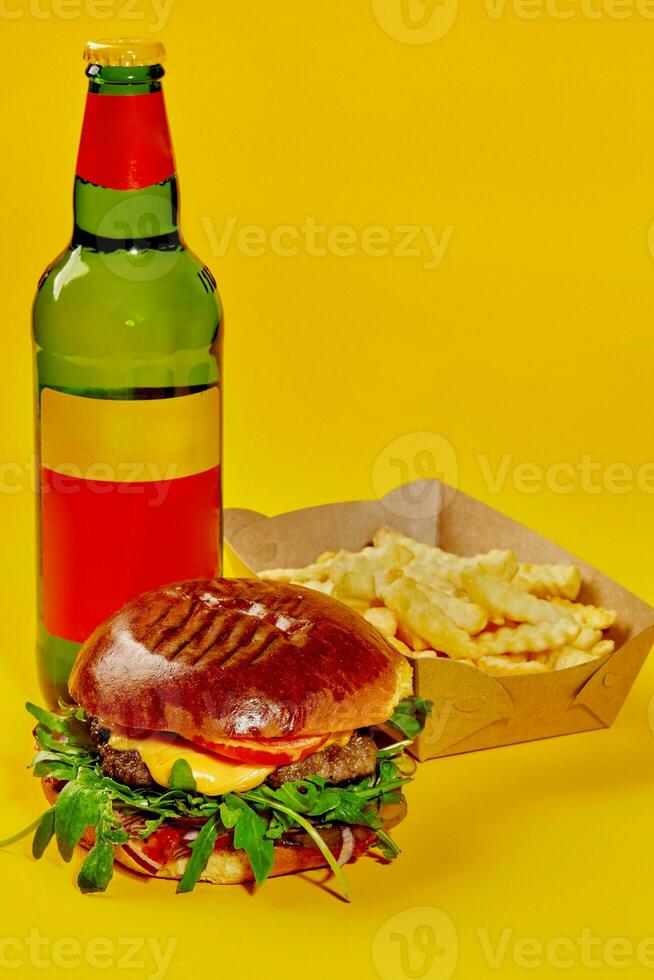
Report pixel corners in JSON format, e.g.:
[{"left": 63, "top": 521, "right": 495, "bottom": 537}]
[
  {"left": 325, "top": 731, "right": 352, "bottom": 750},
  {"left": 108, "top": 732, "right": 275, "bottom": 796}
]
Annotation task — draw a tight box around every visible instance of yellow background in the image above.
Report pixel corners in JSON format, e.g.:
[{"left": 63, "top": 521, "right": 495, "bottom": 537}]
[{"left": 1, "top": 1, "right": 653, "bottom": 978}]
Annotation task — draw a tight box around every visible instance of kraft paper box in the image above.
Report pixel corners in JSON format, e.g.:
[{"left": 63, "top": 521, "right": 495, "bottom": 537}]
[{"left": 224, "top": 481, "right": 654, "bottom": 761}]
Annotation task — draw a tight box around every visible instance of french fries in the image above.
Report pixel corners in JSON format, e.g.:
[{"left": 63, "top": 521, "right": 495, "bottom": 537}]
[
  {"left": 408, "top": 568, "right": 488, "bottom": 633},
  {"left": 571, "top": 626, "right": 602, "bottom": 651},
  {"left": 513, "top": 562, "right": 581, "bottom": 600},
  {"left": 363, "top": 606, "right": 397, "bottom": 637},
  {"left": 548, "top": 598, "right": 617, "bottom": 630},
  {"left": 383, "top": 577, "right": 479, "bottom": 661},
  {"left": 474, "top": 619, "right": 580, "bottom": 656},
  {"left": 374, "top": 527, "right": 519, "bottom": 589},
  {"left": 592, "top": 639, "right": 615, "bottom": 658},
  {"left": 261, "top": 528, "right": 618, "bottom": 677},
  {"left": 460, "top": 571, "right": 576, "bottom": 627},
  {"left": 477, "top": 655, "right": 548, "bottom": 676},
  {"left": 260, "top": 562, "right": 332, "bottom": 584},
  {"left": 548, "top": 647, "right": 598, "bottom": 671}
]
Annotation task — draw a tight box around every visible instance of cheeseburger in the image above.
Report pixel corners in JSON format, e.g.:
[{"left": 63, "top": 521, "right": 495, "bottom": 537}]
[{"left": 8, "top": 578, "right": 428, "bottom": 896}]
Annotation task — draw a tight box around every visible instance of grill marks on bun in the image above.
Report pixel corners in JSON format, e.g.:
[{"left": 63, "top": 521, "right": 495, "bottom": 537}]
[
  {"left": 69, "top": 578, "right": 414, "bottom": 741},
  {"left": 131, "top": 587, "right": 314, "bottom": 671}
]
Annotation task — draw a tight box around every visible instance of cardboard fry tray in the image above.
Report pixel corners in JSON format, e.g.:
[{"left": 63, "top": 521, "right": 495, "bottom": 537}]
[{"left": 224, "top": 481, "right": 654, "bottom": 761}]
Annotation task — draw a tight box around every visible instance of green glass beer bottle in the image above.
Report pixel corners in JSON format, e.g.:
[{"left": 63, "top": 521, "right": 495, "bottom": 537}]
[{"left": 33, "top": 40, "right": 223, "bottom": 706}]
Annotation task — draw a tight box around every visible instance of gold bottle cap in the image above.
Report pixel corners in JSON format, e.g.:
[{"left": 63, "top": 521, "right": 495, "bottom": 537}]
[{"left": 83, "top": 39, "right": 167, "bottom": 68}]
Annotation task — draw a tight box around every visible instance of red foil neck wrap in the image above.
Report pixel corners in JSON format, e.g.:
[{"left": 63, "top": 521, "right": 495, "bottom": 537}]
[{"left": 76, "top": 90, "right": 175, "bottom": 190}]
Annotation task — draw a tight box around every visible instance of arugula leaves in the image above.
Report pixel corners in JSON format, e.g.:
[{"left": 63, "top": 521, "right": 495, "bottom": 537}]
[
  {"left": 220, "top": 796, "right": 274, "bottom": 886},
  {"left": 54, "top": 780, "right": 106, "bottom": 862},
  {"left": 177, "top": 816, "right": 219, "bottom": 894},
  {"left": 26, "top": 702, "right": 70, "bottom": 735},
  {"left": 77, "top": 794, "right": 128, "bottom": 894},
  {"left": 32, "top": 809, "right": 55, "bottom": 859},
  {"left": 27, "top": 701, "right": 93, "bottom": 749},
  {"left": 3, "top": 701, "right": 417, "bottom": 899},
  {"left": 389, "top": 697, "right": 432, "bottom": 739},
  {"left": 169, "top": 758, "right": 197, "bottom": 793},
  {"left": 44, "top": 767, "right": 129, "bottom": 892}
]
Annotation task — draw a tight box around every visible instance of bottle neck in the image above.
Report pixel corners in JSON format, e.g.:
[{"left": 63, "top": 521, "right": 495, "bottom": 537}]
[{"left": 73, "top": 64, "right": 180, "bottom": 247}]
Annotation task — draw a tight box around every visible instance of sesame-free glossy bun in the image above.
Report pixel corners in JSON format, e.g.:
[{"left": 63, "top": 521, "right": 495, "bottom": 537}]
[{"left": 69, "top": 578, "right": 413, "bottom": 740}]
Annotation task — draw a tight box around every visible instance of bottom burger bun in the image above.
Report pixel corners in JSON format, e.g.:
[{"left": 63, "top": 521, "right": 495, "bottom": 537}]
[
  {"left": 122, "top": 839, "right": 342, "bottom": 885},
  {"left": 87, "top": 825, "right": 361, "bottom": 885},
  {"left": 42, "top": 779, "right": 407, "bottom": 886}
]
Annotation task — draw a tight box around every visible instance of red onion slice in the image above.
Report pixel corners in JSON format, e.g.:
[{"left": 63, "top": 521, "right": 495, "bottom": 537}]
[
  {"left": 337, "top": 827, "right": 355, "bottom": 866},
  {"left": 121, "top": 843, "right": 162, "bottom": 875}
]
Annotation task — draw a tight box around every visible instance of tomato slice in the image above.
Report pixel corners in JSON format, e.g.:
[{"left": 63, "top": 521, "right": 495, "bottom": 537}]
[
  {"left": 190, "top": 733, "right": 330, "bottom": 766},
  {"left": 142, "top": 826, "right": 183, "bottom": 865},
  {"left": 142, "top": 826, "right": 230, "bottom": 865}
]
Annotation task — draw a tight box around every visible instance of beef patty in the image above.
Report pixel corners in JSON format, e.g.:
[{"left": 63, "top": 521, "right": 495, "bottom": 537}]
[
  {"left": 89, "top": 718, "right": 377, "bottom": 791},
  {"left": 266, "top": 733, "right": 378, "bottom": 788},
  {"left": 89, "top": 717, "right": 154, "bottom": 788}
]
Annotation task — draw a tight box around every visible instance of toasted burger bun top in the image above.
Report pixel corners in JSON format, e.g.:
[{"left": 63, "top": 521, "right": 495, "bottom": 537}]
[{"left": 69, "top": 578, "right": 413, "bottom": 740}]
